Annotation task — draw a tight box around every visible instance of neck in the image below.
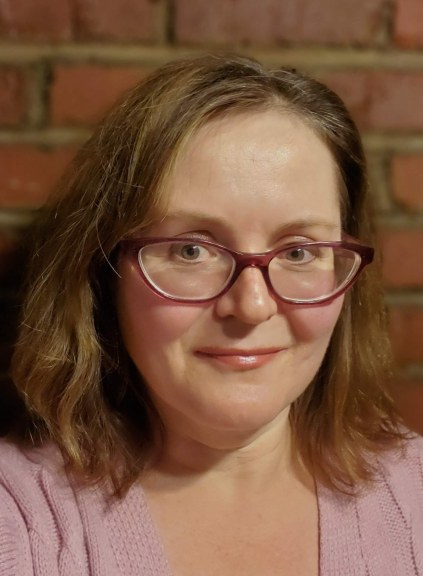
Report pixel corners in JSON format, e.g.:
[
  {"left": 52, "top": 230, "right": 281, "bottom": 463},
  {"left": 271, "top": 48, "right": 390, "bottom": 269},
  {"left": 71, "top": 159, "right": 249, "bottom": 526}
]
[{"left": 146, "top": 411, "right": 310, "bottom": 495}]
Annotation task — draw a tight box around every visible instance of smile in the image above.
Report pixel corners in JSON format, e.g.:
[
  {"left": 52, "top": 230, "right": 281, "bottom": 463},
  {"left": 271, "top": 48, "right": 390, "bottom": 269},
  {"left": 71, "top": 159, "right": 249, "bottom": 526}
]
[{"left": 195, "top": 348, "right": 285, "bottom": 370}]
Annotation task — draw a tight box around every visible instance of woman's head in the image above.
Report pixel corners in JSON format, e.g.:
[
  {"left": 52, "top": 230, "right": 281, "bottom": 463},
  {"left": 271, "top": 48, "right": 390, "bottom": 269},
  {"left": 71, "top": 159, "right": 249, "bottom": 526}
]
[
  {"left": 116, "top": 109, "right": 347, "bottom": 448},
  {"left": 11, "top": 54, "right": 401, "bottom": 493}
]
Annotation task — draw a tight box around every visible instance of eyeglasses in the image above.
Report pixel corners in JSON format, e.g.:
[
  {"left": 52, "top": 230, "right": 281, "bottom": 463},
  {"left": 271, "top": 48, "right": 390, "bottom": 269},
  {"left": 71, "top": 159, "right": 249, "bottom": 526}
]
[{"left": 119, "top": 236, "right": 374, "bottom": 305}]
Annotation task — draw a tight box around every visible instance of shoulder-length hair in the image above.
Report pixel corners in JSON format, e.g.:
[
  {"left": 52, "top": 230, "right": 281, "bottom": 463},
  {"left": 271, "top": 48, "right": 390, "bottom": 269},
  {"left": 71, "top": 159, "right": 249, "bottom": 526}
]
[{"left": 11, "top": 54, "right": 404, "bottom": 495}]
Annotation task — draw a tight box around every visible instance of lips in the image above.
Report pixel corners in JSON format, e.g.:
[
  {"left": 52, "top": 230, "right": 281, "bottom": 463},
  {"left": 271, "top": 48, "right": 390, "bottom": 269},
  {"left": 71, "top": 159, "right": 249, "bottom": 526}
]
[{"left": 195, "top": 347, "right": 285, "bottom": 370}]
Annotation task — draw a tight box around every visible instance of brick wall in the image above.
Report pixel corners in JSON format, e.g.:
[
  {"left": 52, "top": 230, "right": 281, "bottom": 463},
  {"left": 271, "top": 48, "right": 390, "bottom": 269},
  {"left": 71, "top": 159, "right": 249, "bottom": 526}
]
[{"left": 0, "top": 0, "right": 422, "bottom": 434}]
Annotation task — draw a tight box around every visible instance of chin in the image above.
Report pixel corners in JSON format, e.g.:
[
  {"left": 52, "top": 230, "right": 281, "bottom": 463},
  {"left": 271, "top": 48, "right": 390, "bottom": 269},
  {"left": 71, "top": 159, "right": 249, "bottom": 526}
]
[{"left": 163, "top": 392, "right": 294, "bottom": 447}]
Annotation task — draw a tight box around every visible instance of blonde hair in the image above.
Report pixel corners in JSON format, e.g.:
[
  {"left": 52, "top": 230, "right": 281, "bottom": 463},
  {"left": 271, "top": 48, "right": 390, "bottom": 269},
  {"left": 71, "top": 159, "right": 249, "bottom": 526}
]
[{"left": 11, "top": 54, "right": 404, "bottom": 495}]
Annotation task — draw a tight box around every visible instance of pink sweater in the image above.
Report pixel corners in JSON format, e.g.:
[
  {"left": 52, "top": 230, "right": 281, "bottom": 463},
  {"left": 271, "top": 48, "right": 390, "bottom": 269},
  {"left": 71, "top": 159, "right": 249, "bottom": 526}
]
[{"left": 0, "top": 435, "right": 422, "bottom": 575}]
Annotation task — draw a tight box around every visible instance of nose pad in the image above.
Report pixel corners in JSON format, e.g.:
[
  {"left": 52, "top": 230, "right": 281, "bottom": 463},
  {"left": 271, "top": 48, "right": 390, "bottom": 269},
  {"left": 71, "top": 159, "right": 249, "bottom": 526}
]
[{"left": 214, "top": 266, "right": 278, "bottom": 324}]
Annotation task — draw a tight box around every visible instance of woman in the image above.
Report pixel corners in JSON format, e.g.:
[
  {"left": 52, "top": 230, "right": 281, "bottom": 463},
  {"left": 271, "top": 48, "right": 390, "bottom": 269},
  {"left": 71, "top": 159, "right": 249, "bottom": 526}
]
[{"left": 0, "top": 54, "right": 422, "bottom": 576}]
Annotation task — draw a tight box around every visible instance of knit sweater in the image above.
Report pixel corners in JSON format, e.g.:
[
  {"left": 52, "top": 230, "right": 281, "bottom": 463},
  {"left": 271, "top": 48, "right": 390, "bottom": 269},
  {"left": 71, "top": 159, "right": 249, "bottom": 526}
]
[{"left": 0, "top": 435, "right": 422, "bottom": 576}]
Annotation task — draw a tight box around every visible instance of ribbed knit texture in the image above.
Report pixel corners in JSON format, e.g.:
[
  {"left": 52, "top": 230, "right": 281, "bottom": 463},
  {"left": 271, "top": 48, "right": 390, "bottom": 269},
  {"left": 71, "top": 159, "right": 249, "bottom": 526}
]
[{"left": 0, "top": 436, "right": 422, "bottom": 575}]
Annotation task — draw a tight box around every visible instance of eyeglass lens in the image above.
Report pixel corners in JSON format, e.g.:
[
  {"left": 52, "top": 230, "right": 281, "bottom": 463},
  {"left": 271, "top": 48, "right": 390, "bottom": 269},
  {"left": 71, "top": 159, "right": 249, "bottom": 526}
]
[{"left": 138, "top": 240, "right": 361, "bottom": 302}]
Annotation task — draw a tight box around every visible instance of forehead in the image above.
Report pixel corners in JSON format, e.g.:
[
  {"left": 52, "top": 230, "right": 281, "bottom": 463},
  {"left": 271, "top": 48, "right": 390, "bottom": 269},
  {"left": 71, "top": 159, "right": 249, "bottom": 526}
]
[{"left": 158, "top": 109, "right": 341, "bottom": 239}]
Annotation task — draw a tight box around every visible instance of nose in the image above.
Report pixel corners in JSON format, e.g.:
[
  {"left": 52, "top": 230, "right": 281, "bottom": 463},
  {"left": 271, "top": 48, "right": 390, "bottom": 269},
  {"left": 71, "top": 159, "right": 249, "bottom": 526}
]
[{"left": 214, "top": 266, "right": 278, "bottom": 324}]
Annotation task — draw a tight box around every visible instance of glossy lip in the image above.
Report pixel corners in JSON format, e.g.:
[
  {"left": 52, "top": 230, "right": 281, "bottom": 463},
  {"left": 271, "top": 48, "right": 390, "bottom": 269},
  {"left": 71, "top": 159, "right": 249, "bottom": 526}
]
[{"left": 195, "top": 347, "right": 285, "bottom": 370}]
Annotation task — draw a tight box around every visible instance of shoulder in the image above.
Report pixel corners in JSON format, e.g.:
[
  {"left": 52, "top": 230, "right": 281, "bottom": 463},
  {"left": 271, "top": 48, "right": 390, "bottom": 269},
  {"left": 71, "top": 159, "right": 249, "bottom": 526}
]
[
  {"left": 0, "top": 435, "right": 62, "bottom": 469},
  {"left": 372, "top": 433, "right": 423, "bottom": 520},
  {"left": 353, "top": 433, "right": 423, "bottom": 522},
  {"left": 0, "top": 439, "right": 164, "bottom": 575},
  {"left": 0, "top": 436, "right": 68, "bottom": 502},
  {"left": 319, "top": 435, "right": 423, "bottom": 575},
  {"left": 0, "top": 438, "right": 89, "bottom": 575},
  {"left": 0, "top": 440, "right": 33, "bottom": 575},
  {"left": 375, "top": 433, "right": 423, "bottom": 491},
  {"left": 359, "top": 434, "right": 423, "bottom": 572}
]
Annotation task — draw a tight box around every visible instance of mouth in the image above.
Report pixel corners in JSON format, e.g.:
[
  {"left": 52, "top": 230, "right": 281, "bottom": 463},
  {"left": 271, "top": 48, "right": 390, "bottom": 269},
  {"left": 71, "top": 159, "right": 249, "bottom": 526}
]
[{"left": 195, "top": 347, "right": 285, "bottom": 370}]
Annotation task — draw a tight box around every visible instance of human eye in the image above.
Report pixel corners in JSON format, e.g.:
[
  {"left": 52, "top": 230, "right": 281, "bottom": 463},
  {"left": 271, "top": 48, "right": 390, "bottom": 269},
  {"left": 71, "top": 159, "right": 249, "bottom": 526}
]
[
  {"left": 170, "top": 242, "right": 212, "bottom": 264},
  {"left": 274, "top": 243, "right": 334, "bottom": 270},
  {"left": 285, "top": 246, "right": 317, "bottom": 264},
  {"left": 283, "top": 243, "right": 337, "bottom": 271},
  {"left": 276, "top": 243, "right": 321, "bottom": 264}
]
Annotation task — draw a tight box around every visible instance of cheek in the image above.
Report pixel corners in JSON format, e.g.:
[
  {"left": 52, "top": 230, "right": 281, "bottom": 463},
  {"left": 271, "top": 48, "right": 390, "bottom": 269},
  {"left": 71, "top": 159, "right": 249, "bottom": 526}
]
[
  {"left": 285, "top": 296, "right": 344, "bottom": 343},
  {"left": 116, "top": 260, "right": 205, "bottom": 351}
]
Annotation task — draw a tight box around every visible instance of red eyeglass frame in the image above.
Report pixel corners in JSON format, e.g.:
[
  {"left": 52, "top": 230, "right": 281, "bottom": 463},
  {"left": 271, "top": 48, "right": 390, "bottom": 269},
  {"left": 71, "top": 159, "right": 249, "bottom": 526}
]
[{"left": 119, "top": 236, "right": 374, "bottom": 305}]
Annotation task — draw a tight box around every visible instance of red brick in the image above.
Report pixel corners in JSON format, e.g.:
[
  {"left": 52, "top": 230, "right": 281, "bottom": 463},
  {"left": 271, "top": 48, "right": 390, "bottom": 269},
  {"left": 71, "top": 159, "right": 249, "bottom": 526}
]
[
  {"left": 175, "top": 0, "right": 385, "bottom": 46},
  {"left": 322, "top": 71, "right": 423, "bottom": 131},
  {"left": 51, "top": 65, "right": 147, "bottom": 126},
  {"left": 0, "top": 68, "right": 27, "bottom": 126},
  {"left": 0, "top": 0, "right": 72, "bottom": 41},
  {"left": 394, "top": 0, "right": 423, "bottom": 48},
  {"left": 391, "top": 155, "right": 423, "bottom": 212},
  {"left": 0, "top": 146, "right": 76, "bottom": 208},
  {"left": 390, "top": 379, "right": 423, "bottom": 435},
  {"left": 319, "top": 71, "right": 370, "bottom": 130},
  {"left": 389, "top": 307, "right": 423, "bottom": 364},
  {"left": 379, "top": 229, "right": 423, "bottom": 288},
  {"left": 74, "top": 0, "right": 154, "bottom": 41}
]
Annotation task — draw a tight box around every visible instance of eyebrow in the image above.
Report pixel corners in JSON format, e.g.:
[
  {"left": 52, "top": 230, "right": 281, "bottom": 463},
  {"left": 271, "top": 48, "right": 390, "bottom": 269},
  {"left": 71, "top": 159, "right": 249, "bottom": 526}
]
[{"left": 158, "top": 210, "right": 341, "bottom": 234}]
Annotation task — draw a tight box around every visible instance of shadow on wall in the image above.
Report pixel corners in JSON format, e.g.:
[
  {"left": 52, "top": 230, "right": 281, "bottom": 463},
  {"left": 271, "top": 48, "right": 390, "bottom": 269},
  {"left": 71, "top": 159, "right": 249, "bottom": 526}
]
[{"left": 0, "top": 229, "right": 29, "bottom": 436}]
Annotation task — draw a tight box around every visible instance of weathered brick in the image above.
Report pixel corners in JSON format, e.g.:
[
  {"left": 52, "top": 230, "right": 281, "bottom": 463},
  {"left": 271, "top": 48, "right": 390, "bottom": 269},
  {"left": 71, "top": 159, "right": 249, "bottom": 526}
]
[
  {"left": 175, "top": 0, "right": 385, "bottom": 46},
  {"left": 391, "top": 155, "right": 423, "bottom": 212},
  {"left": 319, "top": 71, "right": 370, "bottom": 130},
  {"left": 0, "top": 0, "right": 72, "bottom": 41},
  {"left": 390, "top": 379, "right": 423, "bottom": 435},
  {"left": 0, "top": 146, "right": 76, "bottom": 208},
  {"left": 0, "top": 68, "right": 27, "bottom": 126},
  {"left": 51, "top": 65, "right": 147, "bottom": 125},
  {"left": 322, "top": 71, "right": 423, "bottom": 131},
  {"left": 389, "top": 307, "right": 423, "bottom": 364},
  {"left": 394, "top": 0, "right": 423, "bottom": 48},
  {"left": 379, "top": 229, "right": 423, "bottom": 288},
  {"left": 0, "top": 0, "right": 155, "bottom": 43},
  {"left": 74, "top": 0, "right": 154, "bottom": 41}
]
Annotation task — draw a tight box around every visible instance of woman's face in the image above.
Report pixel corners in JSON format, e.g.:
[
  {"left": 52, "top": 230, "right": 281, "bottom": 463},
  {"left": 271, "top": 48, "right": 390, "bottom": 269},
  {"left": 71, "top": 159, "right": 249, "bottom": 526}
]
[{"left": 116, "top": 110, "right": 344, "bottom": 445}]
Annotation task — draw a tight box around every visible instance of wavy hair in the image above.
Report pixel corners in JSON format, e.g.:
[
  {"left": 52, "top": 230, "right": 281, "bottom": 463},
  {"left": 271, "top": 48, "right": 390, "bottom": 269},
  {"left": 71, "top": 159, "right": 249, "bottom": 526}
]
[{"left": 11, "top": 54, "right": 404, "bottom": 495}]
